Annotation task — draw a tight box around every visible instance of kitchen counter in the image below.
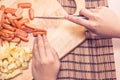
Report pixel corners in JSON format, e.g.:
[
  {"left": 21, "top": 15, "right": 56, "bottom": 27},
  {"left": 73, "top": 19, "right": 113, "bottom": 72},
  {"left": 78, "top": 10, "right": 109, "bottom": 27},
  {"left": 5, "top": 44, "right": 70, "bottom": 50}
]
[{"left": 108, "top": 0, "right": 120, "bottom": 79}]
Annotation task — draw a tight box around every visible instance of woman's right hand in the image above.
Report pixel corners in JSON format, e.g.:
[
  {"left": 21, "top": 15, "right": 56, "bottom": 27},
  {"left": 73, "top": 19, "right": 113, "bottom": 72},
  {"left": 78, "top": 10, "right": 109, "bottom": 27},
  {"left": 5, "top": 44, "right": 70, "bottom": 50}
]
[{"left": 65, "top": 7, "right": 120, "bottom": 38}]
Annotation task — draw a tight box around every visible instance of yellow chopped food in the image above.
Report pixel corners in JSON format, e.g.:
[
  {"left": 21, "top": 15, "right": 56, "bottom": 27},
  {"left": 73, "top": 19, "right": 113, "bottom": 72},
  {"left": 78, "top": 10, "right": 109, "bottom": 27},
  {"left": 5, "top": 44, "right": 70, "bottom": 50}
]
[{"left": 0, "top": 41, "right": 32, "bottom": 80}]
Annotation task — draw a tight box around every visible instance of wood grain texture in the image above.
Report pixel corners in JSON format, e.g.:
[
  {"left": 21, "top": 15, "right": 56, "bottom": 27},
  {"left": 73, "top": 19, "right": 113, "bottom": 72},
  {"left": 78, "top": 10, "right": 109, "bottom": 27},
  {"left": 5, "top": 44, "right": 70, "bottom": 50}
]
[
  {"left": 0, "top": 0, "right": 85, "bottom": 80},
  {"left": 0, "top": 0, "right": 86, "bottom": 58}
]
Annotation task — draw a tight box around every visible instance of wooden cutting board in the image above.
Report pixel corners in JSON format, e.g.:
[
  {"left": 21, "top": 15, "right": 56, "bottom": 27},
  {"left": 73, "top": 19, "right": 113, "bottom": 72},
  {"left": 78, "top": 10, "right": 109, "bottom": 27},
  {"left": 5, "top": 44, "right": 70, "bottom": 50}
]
[
  {"left": 32, "top": 0, "right": 86, "bottom": 58},
  {"left": 0, "top": 0, "right": 85, "bottom": 79}
]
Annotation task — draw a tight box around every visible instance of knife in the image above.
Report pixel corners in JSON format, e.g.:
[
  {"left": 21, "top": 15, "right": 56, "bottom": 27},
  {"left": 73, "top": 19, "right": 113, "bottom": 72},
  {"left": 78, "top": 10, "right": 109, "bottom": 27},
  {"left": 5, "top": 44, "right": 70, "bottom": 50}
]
[{"left": 34, "top": 15, "right": 88, "bottom": 19}]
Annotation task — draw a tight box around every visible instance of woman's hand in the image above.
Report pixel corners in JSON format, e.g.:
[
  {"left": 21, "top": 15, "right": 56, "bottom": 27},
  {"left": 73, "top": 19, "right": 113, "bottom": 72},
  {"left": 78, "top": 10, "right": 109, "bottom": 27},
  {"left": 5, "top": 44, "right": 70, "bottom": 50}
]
[
  {"left": 32, "top": 35, "right": 60, "bottom": 80},
  {"left": 65, "top": 7, "right": 120, "bottom": 38}
]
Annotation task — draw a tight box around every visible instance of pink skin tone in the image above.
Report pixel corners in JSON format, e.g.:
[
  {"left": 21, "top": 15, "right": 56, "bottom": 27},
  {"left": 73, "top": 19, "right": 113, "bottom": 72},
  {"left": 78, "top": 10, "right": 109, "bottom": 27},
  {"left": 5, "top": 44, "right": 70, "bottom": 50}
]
[
  {"left": 32, "top": 7, "right": 120, "bottom": 80},
  {"left": 32, "top": 35, "right": 60, "bottom": 80},
  {"left": 65, "top": 7, "right": 120, "bottom": 38}
]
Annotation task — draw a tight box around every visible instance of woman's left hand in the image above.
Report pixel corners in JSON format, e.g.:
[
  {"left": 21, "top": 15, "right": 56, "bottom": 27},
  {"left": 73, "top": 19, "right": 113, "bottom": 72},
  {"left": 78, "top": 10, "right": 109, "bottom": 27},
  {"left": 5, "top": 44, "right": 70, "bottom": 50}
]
[{"left": 32, "top": 34, "right": 60, "bottom": 80}]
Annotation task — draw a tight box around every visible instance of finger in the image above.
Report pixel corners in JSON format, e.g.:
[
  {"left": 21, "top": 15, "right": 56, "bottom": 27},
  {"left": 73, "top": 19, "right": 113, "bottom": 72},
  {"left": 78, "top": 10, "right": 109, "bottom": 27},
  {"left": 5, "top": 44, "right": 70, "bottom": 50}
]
[
  {"left": 65, "top": 15, "right": 91, "bottom": 28},
  {"left": 32, "top": 59, "right": 37, "bottom": 80},
  {"left": 43, "top": 35, "right": 54, "bottom": 59},
  {"left": 38, "top": 34, "right": 46, "bottom": 59},
  {"left": 32, "top": 37, "right": 40, "bottom": 60},
  {"left": 32, "top": 56, "right": 39, "bottom": 69},
  {"left": 32, "top": 57, "right": 35, "bottom": 69},
  {"left": 80, "top": 8, "right": 94, "bottom": 19}
]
